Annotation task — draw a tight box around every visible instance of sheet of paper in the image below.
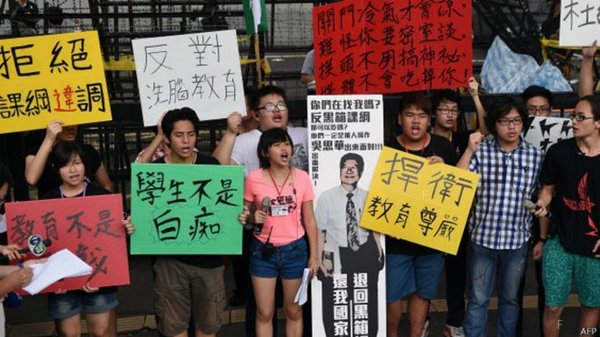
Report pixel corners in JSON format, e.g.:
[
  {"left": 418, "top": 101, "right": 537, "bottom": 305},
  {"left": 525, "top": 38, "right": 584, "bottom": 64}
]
[
  {"left": 23, "top": 249, "right": 92, "bottom": 295},
  {"left": 294, "top": 268, "right": 311, "bottom": 305}
]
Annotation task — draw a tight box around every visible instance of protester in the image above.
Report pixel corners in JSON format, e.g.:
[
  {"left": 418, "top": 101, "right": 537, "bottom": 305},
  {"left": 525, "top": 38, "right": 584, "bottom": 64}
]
[
  {"left": 40, "top": 141, "right": 133, "bottom": 337},
  {"left": 386, "top": 93, "right": 457, "bottom": 337},
  {"left": 469, "top": 78, "right": 555, "bottom": 337},
  {"left": 458, "top": 97, "right": 544, "bottom": 337},
  {"left": 532, "top": 94, "right": 600, "bottom": 337},
  {"left": 212, "top": 85, "right": 310, "bottom": 337},
  {"left": 429, "top": 89, "right": 471, "bottom": 337},
  {"left": 25, "top": 121, "right": 112, "bottom": 197},
  {"left": 10, "top": 0, "right": 39, "bottom": 36},
  {"left": 150, "top": 108, "right": 228, "bottom": 337},
  {"left": 243, "top": 127, "right": 317, "bottom": 337}
]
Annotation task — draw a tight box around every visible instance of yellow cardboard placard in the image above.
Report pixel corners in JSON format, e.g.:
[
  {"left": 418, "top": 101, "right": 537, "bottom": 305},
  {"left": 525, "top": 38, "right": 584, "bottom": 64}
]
[
  {"left": 360, "top": 147, "right": 480, "bottom": 255},
  {"left": 0, "top": 31, "right": 112, "bottom": 134}
]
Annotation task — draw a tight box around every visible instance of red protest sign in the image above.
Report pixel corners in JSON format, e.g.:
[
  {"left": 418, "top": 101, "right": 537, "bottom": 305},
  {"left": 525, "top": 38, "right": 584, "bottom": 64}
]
[
  {"left": 5, "top": 194, "right": 129, "bottom": 294},
  {"left": 313, "top": 0, "right": 472, "bottom": 95}
]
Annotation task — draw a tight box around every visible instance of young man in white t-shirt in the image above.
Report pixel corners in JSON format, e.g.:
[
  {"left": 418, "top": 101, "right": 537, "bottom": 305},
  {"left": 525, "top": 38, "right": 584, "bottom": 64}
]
[{"left": 213, "top": 85, "right": 308, "bottom": 174}]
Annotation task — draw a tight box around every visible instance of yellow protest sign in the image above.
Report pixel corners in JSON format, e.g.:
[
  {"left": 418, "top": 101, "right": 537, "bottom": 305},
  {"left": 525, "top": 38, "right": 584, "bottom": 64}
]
[
  {"left": 361, "top": 147, "right": 480, "bottom": 255},
  {"left": 0, "top": 31, "right": 112, "bottom": 134}
]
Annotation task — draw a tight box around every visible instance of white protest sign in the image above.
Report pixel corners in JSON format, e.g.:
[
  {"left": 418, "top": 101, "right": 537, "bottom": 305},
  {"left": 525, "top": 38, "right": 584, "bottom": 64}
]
[
  {"left": 132, "top": 30, "right": 246, "bottom": 126},
  {"left": 308, "top": 95, "right": 386, "bottom": 337},
  {"left": 559, "top": 0, "right": 600, "bottom": 47},
  {"left": 524, "top": 116, "right": 573, "bottom": 153}
]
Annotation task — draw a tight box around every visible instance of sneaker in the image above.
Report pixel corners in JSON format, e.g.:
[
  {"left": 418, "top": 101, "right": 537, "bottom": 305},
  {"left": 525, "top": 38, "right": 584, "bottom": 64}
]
[
  {"left": 443, "top": 325, "right": 465, "bottom": 337},
  {"left": 420, "top": 318, "right": 430, "bottom": 337}
]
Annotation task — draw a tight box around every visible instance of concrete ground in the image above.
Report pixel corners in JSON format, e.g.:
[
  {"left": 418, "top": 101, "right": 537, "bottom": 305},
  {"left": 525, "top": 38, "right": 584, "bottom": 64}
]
[{"left": 5, "top": 255, "right": 589, "bottom": 337}]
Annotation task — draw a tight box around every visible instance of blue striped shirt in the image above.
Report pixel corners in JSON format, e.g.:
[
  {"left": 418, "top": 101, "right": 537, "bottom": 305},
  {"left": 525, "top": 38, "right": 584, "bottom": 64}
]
[{"left": 467, "top": 136, "right": 544, "bottom": 250}]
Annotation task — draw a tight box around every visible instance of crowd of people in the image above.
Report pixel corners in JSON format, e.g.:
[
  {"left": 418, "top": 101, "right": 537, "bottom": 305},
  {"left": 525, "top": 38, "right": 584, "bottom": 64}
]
[{"left": 0, "top": 28, "right": 598, "bottom": 337}]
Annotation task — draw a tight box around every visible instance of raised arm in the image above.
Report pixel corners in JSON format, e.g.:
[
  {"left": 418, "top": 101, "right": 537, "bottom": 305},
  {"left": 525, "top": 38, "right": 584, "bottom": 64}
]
[
  {"left": 25, "top": 121, "right": 62, "bottom": 185},
  {"left": 457, "top": 132, "right": 483, "bottom": 170},
  {"left": 467, "top": 77, "right": 489, "bottom": 135},
  {"left": 136, "top": 113, "right": 167, "bottom": 164},
  {"left": 579, "top": 40, "right": 597, "bottom": 98},
  {"left": 212, "top": 112, "right": 242, "bottom": 165}
]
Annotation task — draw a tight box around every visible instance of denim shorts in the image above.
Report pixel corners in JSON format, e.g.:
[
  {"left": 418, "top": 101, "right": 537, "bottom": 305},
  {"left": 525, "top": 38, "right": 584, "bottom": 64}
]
[
  {"left": 386, "top": 252, "right": 444, "bottom": 303},
  {"left": 48, "top": 288, "right": 118, "bottom": 320},
  {"left": 249, "top": 236, "right": 307, "bottom": 279}
]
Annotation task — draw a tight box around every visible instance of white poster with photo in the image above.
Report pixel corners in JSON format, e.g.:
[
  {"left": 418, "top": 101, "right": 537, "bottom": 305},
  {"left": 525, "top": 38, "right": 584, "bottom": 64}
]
[
  {"left": 524, "top": 116, "right": 573, "bottom": 152},
  {"left": 309, "top": 95, "right": 386, "bottom": 337},
  {"left": 559, "top": 0, "right": 600, "bottom": 47},
  {"left": 132, "top": 29, "right": 246, "bottom": 126}
]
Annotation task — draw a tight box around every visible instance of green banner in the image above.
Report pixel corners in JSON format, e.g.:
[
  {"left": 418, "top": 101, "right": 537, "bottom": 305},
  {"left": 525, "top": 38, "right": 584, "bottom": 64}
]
[{"left": 130, "top": 163, "right": 244, "bottom": 255}]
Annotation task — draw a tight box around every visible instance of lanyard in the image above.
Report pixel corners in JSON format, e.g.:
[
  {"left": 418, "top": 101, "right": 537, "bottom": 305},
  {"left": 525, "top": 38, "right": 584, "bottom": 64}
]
[
  {"left": 267, "top": 168, "right": 292, "bottom": 196},
  {"left": 398, "top": 134, "right": 427, "bottom": 156}
]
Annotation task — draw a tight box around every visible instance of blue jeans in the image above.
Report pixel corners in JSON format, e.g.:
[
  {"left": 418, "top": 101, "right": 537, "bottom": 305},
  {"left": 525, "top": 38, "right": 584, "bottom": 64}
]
[{"left": 464, "top": 241, "right": 528, "bottom": 337}]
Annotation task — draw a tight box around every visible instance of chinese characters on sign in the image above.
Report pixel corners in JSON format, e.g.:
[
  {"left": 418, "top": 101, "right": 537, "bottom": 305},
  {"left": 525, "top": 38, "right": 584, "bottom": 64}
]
[
  {"left": 132, "top": 30, "right": 246, "bottom": 127},
  {"left": 312, "top": 0, "right": 472, "bottom": 95},
  {"left": 5, "top": 194, "right": 127, "bottom": 293},
  {"left": 362, "top": 147, "right": 480, "bottom": 255},
  {"left": 0, "top": 31, "right": 112, "bottom": 134},
  {"left": 308, "top": 95, "right": 384, "bottom": 187},
  {"left": 130, "top": 163, "right": 244, "bottom": 254},
  {"left": 559, "top": 0, "right": 600, "bottom": 46}
]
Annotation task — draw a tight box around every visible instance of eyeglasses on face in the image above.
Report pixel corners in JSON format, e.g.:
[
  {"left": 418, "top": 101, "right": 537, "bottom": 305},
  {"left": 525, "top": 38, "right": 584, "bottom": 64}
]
[
  {"left": 496, "top": 118, "right": 523, "bottom": 126},
  {"left": 569, "top": 113, "right": 594, "bottom": 122},
  {"left": 258, "top": 102, "right": 287, "bottom": 112},
  {"left": 527, "top": 105, "right": 551, "bottom": 115},
  {"left": 436, "top": 108, "right": 459, "bottom": 116}
]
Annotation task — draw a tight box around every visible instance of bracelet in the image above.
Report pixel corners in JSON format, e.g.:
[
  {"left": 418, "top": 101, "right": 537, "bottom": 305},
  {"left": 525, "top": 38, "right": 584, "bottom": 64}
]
[
  {"left": 539, "top": 237, "right": 548, "bottom": 244},
  {"left": 17, "top": 263, "right": 24, "bottom": 269}
]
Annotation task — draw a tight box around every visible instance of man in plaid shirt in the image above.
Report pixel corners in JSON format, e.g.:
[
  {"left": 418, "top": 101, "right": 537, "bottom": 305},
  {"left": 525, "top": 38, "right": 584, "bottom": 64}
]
[{"left": 457, "top": 97, "right": 544, "bottom": 337}]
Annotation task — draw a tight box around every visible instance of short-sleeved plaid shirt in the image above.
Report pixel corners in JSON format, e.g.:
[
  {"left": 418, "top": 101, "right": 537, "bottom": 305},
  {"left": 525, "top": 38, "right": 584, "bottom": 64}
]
[{"left": 467, "top": 136, "right": 544, "bottom": 250}]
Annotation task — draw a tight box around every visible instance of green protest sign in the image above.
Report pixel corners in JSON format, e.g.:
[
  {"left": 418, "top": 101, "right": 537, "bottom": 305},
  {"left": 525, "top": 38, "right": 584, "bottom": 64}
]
[{"left": 131, "top": 163, "right": 244, "bottom": 255}]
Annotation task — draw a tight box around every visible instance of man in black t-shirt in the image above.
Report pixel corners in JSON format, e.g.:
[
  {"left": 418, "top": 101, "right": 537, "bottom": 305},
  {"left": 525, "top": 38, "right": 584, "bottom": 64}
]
[
  {"left": 533, "top": 95, "right": 600, "bottom": 337},
  {"left": 151, "top": 107, "right": 226, "bottom": 337},
  {"left": 386, "top": 93, "right": 457, "bottom": 337}
]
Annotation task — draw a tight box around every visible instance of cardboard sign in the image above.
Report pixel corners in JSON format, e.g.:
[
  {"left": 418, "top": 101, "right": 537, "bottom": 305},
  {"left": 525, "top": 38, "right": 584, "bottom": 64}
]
[
  {"left": 0, "top": 31, "right": 112, "bottom": 134},
  {"left": 309, "top": 95, "right": 386, "bottom": 337},
  {"left": 5, "top": 194, "right": 128, "bottom": 293},
  {"left": 559, "top": 0, "right": 600, "bottom": 47},
  {"left": 132, "top": 30, "right": 246, "bottom": 126},
  {"left": 313, "top": 0, "right": 472, "bottom": 95},
  {"left": 361, "top": 147, "right": 479, "bottom": 255},
  {"left": 131, "top": 163, "right": 244, "bottom": 254}
]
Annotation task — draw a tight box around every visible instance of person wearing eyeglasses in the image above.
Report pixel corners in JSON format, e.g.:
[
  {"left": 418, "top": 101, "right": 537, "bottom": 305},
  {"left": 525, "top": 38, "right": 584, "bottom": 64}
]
[
  {"left": 457, "top": 97, "right": 544, "bottom": 337},
  {"left": 428, "top": 89, "right": 473, "bottom": 337},
  {"left": 531, "top": 51, "right": 600, "bottom": 337}
]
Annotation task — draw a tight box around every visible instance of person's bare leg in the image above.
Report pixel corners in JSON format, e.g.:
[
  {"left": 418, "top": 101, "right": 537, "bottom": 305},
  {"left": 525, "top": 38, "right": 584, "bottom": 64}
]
[
  {"left": 408, "top": 294, "right": 429, "bottom": 337},
  {"left": 252, "top": 276, "right": 277, "bottom": 337},
  {"left": 579, "top": 306, "right": 600, "bottom": 337},
  {"left": 543, "top": 306, "right": 564, "bottom": 337},
  {"left": 55, "top": 314, "right": 82, "bottom": 337},
  {"left": 282, "top": 278, "right": 303, "bottom": 337},
  {"left": 387, "top": 300, "right": 403, "bottom": 337},
  {"left": 86, "top": 310, "right": 114, "bottom": 337}
]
